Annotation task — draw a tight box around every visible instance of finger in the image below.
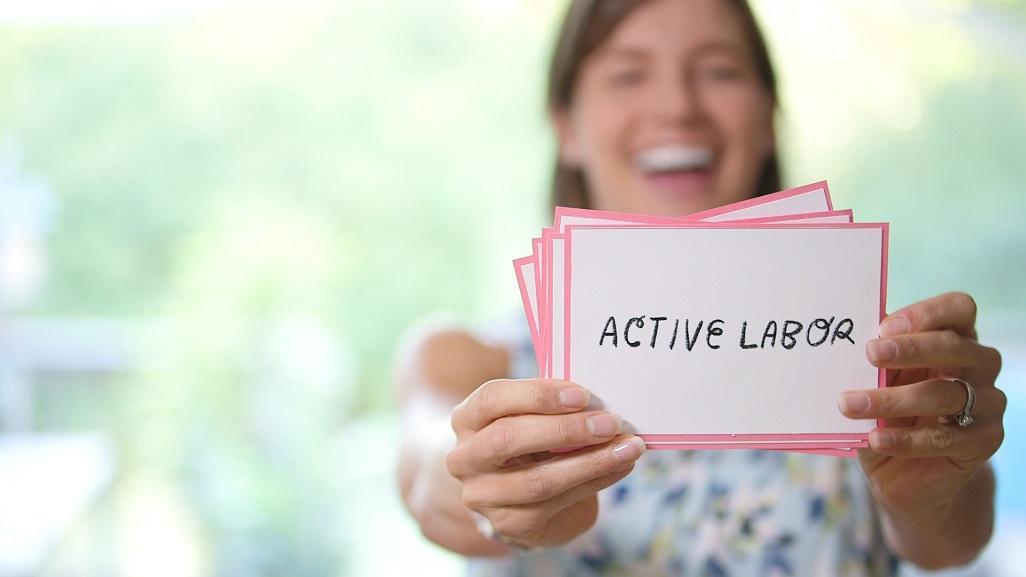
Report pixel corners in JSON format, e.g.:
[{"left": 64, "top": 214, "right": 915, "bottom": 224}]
[
  {"left": 484, "top": 465, "right": 634, "bottom": 543},
  {"left": 868, "top": 422, "right": 1003, "bottom": 460},
  {"left": 880, "top": 292, "right": 977, "bottom": 339},
  {"left": 865, "top": 330, "right": 999, "bottom": 378},
  {"left": 461, "top": 435, "right": 645, "bottom": 508},
  {"left": 462, "top": 411, "right": 624, "bottom": 470},
  {"left": 538, "top": 462, "right": 635, "bottom": 514},
  {"left": 452, "top": 379, "right": 592, "bottom": 434},
  {"left": 838, "top": 379, "right": 1005, "bottom": 420}
]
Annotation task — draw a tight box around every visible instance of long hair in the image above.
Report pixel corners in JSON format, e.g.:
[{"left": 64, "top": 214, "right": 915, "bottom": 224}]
[{"left": 546, "top": 0, "right": 782, "bottom": 209}]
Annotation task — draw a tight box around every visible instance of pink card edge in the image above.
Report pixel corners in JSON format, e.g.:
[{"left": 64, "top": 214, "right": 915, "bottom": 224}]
[
  {"left": 877, "top": 223, "right": 890, "bottom": 431},
  {"left": 685, "top": 180, "right": 832, "bottom": 221},
  {"left": 552, "top": 181, "right": 832, "bottom": 231},
  {"left": 513, "top": 257, "right": 543, "bottom": 372},
  {"left": 554, "top": 206, "right": 683, "bottom": 232},
  {"left": 542, "top": 230, "right": 566, "bottom": 379},
  {"left": 644, "top": 444, "right": 859, "bottom": 458},
  {"left": 564, "top": 230, "right": 573, "bottom": 379},
  {"left": 728, "top": 208, "right": 853, "bottom": 224},
  {"left": 641, "top": 433, "right": 869, "bottom": 442},
  {"left": 532, "top": 238, "right": 545, "bottom": 375},
  {"left": 540, "top": 229, "right": 557, "bottom": 378},
  {"left": 543, "top": 231, "right": 553, "bottom": 378}
]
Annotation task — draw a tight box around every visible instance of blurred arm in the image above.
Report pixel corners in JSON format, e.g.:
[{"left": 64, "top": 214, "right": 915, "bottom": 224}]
[{"left": 393, "top": 319, "right": 511, "bottom": 557}]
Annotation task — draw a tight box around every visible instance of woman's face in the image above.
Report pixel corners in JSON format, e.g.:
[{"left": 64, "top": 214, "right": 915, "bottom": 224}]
[{"left": 554, "top": 0, "right": 776, "bottom": 217}]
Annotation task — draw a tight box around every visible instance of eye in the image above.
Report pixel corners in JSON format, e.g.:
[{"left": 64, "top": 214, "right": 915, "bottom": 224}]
[
  {"left": 694, "top": 55, "right": 749, "bottom": 83},
  {"left": 608, "top": 67, "right": 645, "bottom": 87},
  {"left": 697, "top": 63, "right": 744, "bottom": 82}
]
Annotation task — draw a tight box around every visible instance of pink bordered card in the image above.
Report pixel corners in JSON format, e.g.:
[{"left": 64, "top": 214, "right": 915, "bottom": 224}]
[
  {"left": 512, "top": 181, "right": 883, "bottom": 455},
  {"left": 559, "top": 222, "right": 888, "bottom": 450}
]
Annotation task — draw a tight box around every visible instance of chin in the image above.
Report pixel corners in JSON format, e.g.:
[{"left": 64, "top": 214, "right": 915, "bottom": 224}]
[
  {"left": 634, "top": 187, "right": 720, "bottom": 218},
  {"left": 634, "top": 173, "right": 721, "bottom": 216}
]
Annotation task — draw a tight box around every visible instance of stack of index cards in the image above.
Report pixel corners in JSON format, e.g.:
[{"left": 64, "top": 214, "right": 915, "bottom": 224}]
[{"left": 513, "top": 182, "right": 889, "bottom": 456}]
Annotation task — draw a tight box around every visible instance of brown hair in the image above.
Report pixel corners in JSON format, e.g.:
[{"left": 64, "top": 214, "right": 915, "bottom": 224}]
[{"left": 546, "top": 0, "right": 782, "bottom": 209}]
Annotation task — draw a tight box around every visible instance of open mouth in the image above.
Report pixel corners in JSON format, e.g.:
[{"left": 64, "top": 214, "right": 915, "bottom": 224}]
[
  {"left": 633, "top": 145, "right": 716, "bottom": 197},
  {"left": 634, "top": 145, "right": 714, "bottom": 173}
]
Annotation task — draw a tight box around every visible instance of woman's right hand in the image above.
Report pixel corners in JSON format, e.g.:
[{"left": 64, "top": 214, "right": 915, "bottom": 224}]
[{"left": 446, "top": 378, "right": 646, "bottom": 550}]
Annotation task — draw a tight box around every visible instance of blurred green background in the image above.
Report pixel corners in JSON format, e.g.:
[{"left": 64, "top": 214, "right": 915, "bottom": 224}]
[{"left": 0, "top": 1, "right": 1024, "bottom": 576}]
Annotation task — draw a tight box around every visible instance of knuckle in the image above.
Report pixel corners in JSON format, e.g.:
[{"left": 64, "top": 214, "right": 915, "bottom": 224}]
[
  {"left": 940, "top": 381, "right": 966, "bottom": 413},
  {"left": 451, "top": 400, "right": 474, "bottom": 435},
  {"left": 460, "top": 481, "right": 488, "bottom": 511},
  {"left": 449, "top": 406, "right": 462, "bottom": 433},
  {"left": 994, "top": 387, "right": 1008, "bottom": 414},
  {"left": 445, "top": 446, "right": 468, "bottom": 479},
  {"left": 534, "top": 379, "right": 560, "bottom": 404},
  {"left": 987, "top": 346, "right": 1003, "bottom": 376},
  {"left": 473, "top": 379, "right": 503, "bottom": 417},
  {"left": 899, "top": 305, "right": 920, "bottom": 329},
  {"left": 951, "top": 291, "right": 978, "bottom": 320},
  {"left": 929, "top": 426, "right": 955, "bottom": 451},
  {"left": 937, "top": 329, "right": 962, "bottom": 351},
  {"left": 557, "top": 414, "right": 584, "bottom": 444},
  {"left": 491, "top": 509, "right": 540, "bottom": 542},
  {"left": 991, "top": 424, "right": 1005, "bottom": 453},
  {"left": 895, "top": 334, "right": 917, "bottom": 359},
  {"left": 486, "top": 507, "right": 513, "bottom": 533},
  {"left": 586, "top": 445, "right": 617, "bottom": 477},
  {"left": 894, "top": 428, "right": 912, "bottom": 449},
  {"left": 523, "top": 465, "right": 555, "bottom": 502},
  {"left": 486, "top": 421, "right": 519, "bottom": 458},
  {"left": 872, "top": 390, "right": 896, "bottom": 415}
]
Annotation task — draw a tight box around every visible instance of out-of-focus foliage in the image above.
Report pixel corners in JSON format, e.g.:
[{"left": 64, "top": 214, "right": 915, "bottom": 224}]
[
  {"left": 0, "top": 1, "right": 555, "bottom": 412},
  {"left": 755, "top": 1, "right": 1026, "bottom": 311},
  {"left": 1, "top": 2, "right": 559, "bottom": 574}
]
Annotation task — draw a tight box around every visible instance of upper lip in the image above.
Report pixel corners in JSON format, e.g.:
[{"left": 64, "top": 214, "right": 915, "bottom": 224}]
[{"left": 633, "top": 144, "right": 715, "bottom": 173}]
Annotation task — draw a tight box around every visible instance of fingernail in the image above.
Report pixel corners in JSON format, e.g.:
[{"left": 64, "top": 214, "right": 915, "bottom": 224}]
[
  {"left": 838, "top": 392, "right": 870, "bottom": 414},
  {"left": 866, "top": 339, "right": 897, "bottom": 363},
  {"left": 587, "top": 413, "right": 622, "bottom": 437},
  {"left": 559, "top": 388, "right": 589, "bottom": 408},
  {"left": 879, "top": 317, "right": 911, "bottom": 337},
  {"left": 871, "top": 430, "right": 894, "bottom": 449},
  {"left": 612, "top": 436, "right": 646, "bottom": 462}
]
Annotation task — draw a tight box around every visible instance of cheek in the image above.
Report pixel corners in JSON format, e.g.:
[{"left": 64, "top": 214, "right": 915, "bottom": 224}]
[
  {"left": 711, "top": 92, "right": 774, "bottom": 154},
  {"left": 705, "top": 92, "right": 774, "bottom": 198},
  {"left": 574, "top": 100, "right": 630, "bottom": 164},
  {"left": 572, "top": 101, "right": 636, "bottom": 200}
]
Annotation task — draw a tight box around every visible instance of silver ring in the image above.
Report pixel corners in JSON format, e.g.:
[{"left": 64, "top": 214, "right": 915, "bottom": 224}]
[{"left": 948, "top": 377, "right": 976, "bottom": 427}]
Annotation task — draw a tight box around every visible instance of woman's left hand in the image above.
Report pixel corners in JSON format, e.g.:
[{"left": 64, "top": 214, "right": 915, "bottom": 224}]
[{"left": 837, "top": 291, "right": 1005, "bottom": 516}]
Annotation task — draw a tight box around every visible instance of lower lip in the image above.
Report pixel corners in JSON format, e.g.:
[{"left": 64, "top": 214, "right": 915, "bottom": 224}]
[{"left": 643, "top": 169, "right": 714, "bottom": 197}]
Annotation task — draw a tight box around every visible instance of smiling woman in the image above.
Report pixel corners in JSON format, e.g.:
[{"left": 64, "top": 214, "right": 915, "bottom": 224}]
[
  {"left": 2, "top": 0, "right": 1022, "bottom": 574},
  {"left": 547, "top": 0, "right": 781, "bottom": 216},
  {"left": 394, "top": 0, "right": 1008, "bottom": 575}
]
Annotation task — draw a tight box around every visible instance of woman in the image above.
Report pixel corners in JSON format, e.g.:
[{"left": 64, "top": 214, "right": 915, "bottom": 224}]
[{"left": 395, "top": 0, "right": 1006, "bottom": 574}]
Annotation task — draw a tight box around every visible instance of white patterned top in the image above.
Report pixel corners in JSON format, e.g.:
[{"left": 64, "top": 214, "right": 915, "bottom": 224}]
[{"left": 467, "top": 315, "right": 899, "bottom": 577}]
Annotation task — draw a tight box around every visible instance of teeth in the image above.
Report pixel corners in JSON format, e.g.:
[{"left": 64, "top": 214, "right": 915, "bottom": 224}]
[{"left": 635, "top": 146, "right": 713, "bottom": 173}]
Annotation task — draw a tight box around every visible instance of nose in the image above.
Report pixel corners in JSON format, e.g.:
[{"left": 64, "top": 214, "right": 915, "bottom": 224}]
[{"left": 645, "top": 64, "right": 705, "bottom": 128}]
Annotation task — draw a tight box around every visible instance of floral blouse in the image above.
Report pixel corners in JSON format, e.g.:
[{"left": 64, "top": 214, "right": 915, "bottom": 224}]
[{"left": 467, "top": 317, "right": 900, "bottom": 577}]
